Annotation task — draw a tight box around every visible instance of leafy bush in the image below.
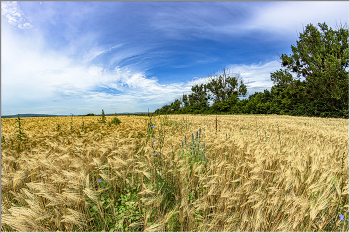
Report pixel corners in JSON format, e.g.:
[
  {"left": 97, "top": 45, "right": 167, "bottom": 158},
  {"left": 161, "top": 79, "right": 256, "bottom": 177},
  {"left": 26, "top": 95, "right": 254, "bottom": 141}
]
[{"left": 109, "top": 117, "right": 122, "bottom": 126}]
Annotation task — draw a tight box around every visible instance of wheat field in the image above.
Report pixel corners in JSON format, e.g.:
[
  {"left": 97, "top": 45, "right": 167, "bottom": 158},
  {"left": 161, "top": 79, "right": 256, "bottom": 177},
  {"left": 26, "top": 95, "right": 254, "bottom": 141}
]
[{"left": 1, "top": 114, "right": 349, "bottom": 231}]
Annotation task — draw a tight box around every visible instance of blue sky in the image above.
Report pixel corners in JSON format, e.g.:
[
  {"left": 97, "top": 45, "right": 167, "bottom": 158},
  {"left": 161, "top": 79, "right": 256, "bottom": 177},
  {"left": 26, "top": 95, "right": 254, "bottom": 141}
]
[{"left": 1, "top": 1, "right": 349, "bottom": 115}]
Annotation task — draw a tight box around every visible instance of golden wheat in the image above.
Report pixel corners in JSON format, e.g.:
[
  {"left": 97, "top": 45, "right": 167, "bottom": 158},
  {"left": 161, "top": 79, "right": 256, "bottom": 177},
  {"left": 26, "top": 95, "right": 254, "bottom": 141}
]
[{"left": 1, "top": 114, "right": 349, "bottom": 231}]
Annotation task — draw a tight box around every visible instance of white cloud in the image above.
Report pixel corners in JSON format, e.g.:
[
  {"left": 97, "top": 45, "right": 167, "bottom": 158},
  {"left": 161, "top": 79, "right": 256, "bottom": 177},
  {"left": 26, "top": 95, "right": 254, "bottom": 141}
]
[
  {"left": 172, "top": 61, "right": 285, "bottom": 99},
  {"left": 228, "top": 61, "right": 284, "bottom": 95},
  {"left": 247, "top": 2, "right": 349, "bottom": 37},
  {"left": 1, "top": 18, "right": 203, "bottom": 114},
  {"left": 1, "top": 1, "right": 33, "bottom": 29},
  {"left": 81, "top": 43, "right": 124, "bottom": 64},
  {"left": 1, "top": 20, "right": 284, "bottom": 115}
]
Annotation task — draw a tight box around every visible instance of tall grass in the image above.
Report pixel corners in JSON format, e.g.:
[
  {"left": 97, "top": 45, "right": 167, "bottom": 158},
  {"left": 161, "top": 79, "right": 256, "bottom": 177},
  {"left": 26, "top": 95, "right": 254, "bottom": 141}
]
[{"left": 1, "top": 114, "right": 349, "bottom": 231}]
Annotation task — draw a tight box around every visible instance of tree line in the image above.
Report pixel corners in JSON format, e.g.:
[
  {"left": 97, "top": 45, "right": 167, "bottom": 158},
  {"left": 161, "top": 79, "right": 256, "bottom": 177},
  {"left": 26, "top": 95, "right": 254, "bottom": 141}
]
[{"left": 154, "top": 22, "right": 349, "bottom": 119}]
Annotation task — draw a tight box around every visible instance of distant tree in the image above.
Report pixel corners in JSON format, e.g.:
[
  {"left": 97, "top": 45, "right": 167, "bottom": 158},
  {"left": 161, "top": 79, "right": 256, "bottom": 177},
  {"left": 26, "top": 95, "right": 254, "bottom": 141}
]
[
  {"left": 206, "top": 67, "right": 247, "bottom": 104},
  {"left": 160, "top": 104, "right": 171, "bottom": 114},
  {"left": 182, "top": 93, "right": 190, "bottom": 108},
  {"left": 171, "top": 99, "right": 181, "bottom": 111},
  {"left": 188, "top": 83, "right": 210, "bottom": 109}
]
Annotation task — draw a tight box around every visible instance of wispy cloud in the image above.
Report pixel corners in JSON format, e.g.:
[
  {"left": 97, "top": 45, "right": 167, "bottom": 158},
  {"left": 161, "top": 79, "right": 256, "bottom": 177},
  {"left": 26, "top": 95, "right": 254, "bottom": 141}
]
[
  {"left": 249, "top": 1, "right": 349, "bottom": 38},
  {"left": 150, "top": 1, "right": 349, "bottom": 41},
  {"left": 1, "top": 20, "right": 195, "bottom": 113},
  {"left": 1, "top": 1, "right": 33, "bottom": 29}
]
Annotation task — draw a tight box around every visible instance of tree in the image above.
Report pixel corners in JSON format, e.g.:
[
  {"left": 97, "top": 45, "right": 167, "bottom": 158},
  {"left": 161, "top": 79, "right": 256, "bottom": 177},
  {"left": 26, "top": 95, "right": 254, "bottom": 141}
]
[
  {"left": 154, "top": 104, "right": 172, "bottom": 114},
  {"left": 171, "top": 99, "right": 181, "bottom": 112},
  {"left": 206, "top": 67, "right": 247, "bottom": 104},
  {"left": 182, "top": 93, "right": 190, "bottom": 108},
  {"left": 188, "top": 83, "right": 209, "bottom": 109},
  {"left": 270, "top": 69, "right": 294, "bottom": 88},
  {"left": 275, "top": 22, "right": 349, "bottom": 112}
]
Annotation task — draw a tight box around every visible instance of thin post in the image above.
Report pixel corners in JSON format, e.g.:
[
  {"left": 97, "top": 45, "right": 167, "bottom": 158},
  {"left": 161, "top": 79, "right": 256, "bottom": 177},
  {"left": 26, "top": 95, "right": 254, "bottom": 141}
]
[{"left": 216, "top": 115, "right": 218, "bottom": 136}]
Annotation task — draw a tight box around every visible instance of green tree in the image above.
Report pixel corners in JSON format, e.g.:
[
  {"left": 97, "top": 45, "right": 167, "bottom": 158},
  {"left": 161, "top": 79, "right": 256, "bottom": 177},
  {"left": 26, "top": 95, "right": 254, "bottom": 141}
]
[
  {"left": 206, "top": 67, "right": 247, "bottom": 104},
  {"left": 182, "top": 94, "right": 190, "bottom": 108},
  {"left": 274, "top": 22, "right": 348, "bottom": 116},
  {"left": 188, "top": 83, "right": 209, "bottom": 109},
  {"left": 171, "top": 99, "right": 181, "bottom": 112},
  {"left": 270, "top": 69, "right": 294, "bottom": 88},
  {"left": 159, "top": 104, "right": 171, "bottom": 114}
]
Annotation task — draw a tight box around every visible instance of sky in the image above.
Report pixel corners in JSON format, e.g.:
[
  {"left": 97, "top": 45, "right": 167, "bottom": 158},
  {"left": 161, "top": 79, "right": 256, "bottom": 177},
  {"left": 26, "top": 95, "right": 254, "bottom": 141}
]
[{"left": 1, "top": 1, "right": 349, "bottom": 116}]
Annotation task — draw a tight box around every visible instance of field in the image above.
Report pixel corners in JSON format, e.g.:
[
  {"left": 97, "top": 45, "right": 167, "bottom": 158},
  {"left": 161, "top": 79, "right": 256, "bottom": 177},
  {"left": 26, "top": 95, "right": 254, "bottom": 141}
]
[{"left": 1, "top": 114, "right": 349, "bottom": 231}]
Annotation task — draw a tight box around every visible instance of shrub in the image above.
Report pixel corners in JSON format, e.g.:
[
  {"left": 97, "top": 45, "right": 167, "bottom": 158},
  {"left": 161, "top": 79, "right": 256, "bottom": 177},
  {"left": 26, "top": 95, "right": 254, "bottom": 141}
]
[{"left": 109, "top": 117, "right": 122, "bottom": 126}]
